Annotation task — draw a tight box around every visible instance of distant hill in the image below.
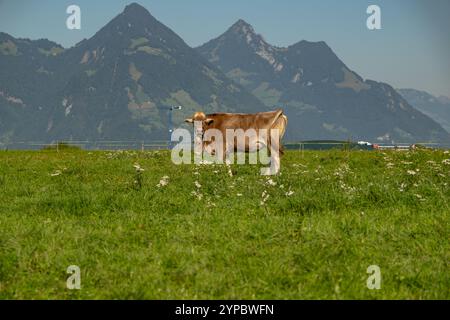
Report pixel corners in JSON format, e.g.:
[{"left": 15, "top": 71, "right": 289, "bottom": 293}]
[
  {"left": 197, "top": 20, "right": 450, "bottom": 143},
  {"left": 397, "top": 89, "right": 450, "bottom": 133},
  {"left": 0, "top": 3, "right": 267, "bottom": 142},
  {"left": 1, "top": 4, "right": 449, "bottom": 144}
]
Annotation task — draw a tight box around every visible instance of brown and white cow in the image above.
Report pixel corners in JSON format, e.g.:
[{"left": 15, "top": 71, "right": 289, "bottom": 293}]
[{"left": 185, "top": 109, "right": 288, "bottom": 175}]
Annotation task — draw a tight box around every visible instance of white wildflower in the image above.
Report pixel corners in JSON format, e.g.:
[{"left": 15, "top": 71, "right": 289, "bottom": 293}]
[
  {"left": 260, "top": 190, "right": 270, "bottom": 205},
  {"left": 407, "top": 170, "right": 417, "bottom": 175},
  {"left": 415, "top": 194, "right": 425, "bottom": 201},
  {"left": 386, "top": 162, "right": 395, "bottom": 168},
  {"left": 191, "top": 190, "right": 203, "bottom": 200},
  {"left": 157, "top": 176, "right": 169, "bottom": 187},
  {"left": 285, "top": 190, "right": 294, "bottom": 197},
  {"left": 133, "top": 163, "right": 144, "bottom": 172},
  {"left": 50, "top": 170, "right": 62, "bottom": 177}
]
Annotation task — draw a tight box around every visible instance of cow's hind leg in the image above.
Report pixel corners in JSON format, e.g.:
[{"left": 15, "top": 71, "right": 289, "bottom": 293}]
[
  {"left": 279, "top": 144, "right": 285, "bottom": 156},
  {"left": 270, "top": 139, "right": 281, "bottom": 175},
  {"left": 272, "top": 114, "right": 287, "bottom": 157},
  {"left": 260, "top": 135, "right": 281, "bottom": 175}
]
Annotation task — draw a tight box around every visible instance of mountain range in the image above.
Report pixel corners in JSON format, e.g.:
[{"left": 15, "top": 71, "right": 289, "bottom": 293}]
[
  {"left": 197, "top": 20, "right": 449, "bottom": 143},
  {"left": 397, "top": 88, "right": 450, "bottom": 134},
  {"left": 0, "top": 2, "right": 449, "bottom": 144},
  {"left": 0, "top": 3, "right": 266, "bottom": 142}
]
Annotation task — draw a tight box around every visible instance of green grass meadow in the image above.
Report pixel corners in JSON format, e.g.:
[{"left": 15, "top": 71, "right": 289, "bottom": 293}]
[{"left": 0, "top": 149, "right": 449, "bottom": 299}]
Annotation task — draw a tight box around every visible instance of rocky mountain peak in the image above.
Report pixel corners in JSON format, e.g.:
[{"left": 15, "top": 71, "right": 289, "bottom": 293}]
[
  {"left": 230, "top": 19, "right": 255, "bottom": 35},
  {"left": 122, "top": 2, "right": 152, "bottom": 18},
  {"left": 226, "top": 19, "right": 270, "bottom": 48}
]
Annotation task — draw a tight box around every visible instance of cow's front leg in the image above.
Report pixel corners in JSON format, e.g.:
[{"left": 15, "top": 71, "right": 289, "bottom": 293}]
[
  {"left": 225, "top": 157, "right": 233, "bottom": 177},
  {"left": 223, "top": 144, "right": 233, "bottom": 177}
]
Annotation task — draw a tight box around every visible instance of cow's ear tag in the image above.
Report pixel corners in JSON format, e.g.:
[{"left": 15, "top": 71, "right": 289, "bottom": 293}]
[
  {"left": 185, "top": 118, "right": 194, "bottom": 123},
  {"left": 205, "top": 118, "right": 214, "bottom": 125}
]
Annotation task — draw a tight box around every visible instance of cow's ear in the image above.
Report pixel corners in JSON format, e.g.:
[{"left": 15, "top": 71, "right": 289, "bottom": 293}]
[
  {"left": 205, "top": 118, "right": 214, "bottom": 125},
  {"left": 185, "top": 118, "right": 194, "bottom": 123}
]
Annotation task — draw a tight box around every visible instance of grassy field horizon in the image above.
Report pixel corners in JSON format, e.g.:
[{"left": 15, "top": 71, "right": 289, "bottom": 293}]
[{"left": 0, "top": 149, "right": 449, "bottom": 299}]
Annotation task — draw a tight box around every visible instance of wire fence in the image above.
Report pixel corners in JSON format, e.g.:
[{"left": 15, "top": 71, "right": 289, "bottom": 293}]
[
  {"left": 285, "top": 141, "right": 450, "bottom": 151},
  {"left": 0, "top": 140, "right": 169, "bottom": 151},
  {"left": 1, "top": 140, "right": 449, "bottom": 151}
]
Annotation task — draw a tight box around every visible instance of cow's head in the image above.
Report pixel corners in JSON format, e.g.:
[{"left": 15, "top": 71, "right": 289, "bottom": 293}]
[
  {"left": 185, "top": 112, "right": 217, "bottom": 155},
  {"left": 184, "top": 112, "right": 214, "bottom": 136}
]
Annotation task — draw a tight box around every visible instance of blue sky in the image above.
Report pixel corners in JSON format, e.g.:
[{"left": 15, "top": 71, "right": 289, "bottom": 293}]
[{"left": 0, "top": 0, "right": 449, "bottom": 97}]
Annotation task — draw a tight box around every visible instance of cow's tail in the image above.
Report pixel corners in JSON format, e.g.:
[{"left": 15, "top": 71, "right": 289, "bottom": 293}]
[
  {"left": 279, "top": 114, "right": 288, "bottom": 139},
  {"left": 279, "top": 114, "right": 287, "bottom": 155},
  {"left": 271, "top": 111, "right": 288, "bottom": 156}
]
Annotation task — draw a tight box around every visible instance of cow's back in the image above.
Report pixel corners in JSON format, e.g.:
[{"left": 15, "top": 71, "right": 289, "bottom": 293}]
[{"left": 206, "top": 110, "right": 285, "bottom": 133}]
